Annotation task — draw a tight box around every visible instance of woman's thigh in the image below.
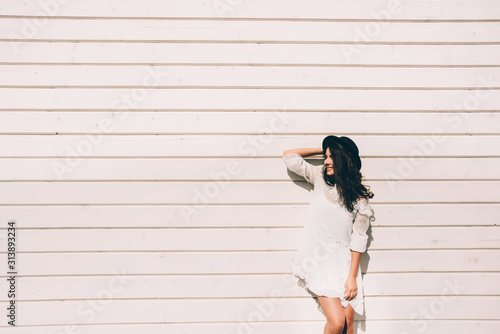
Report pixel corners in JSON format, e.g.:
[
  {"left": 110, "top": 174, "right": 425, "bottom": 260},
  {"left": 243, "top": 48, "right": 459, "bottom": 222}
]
[{"left": 317, "top": 296, "right": 345, "bottom": 326}]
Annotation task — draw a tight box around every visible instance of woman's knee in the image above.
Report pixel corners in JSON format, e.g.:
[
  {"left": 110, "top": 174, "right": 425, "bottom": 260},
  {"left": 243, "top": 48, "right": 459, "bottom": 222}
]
[{"left": 325, "top": 318, "right": 346, "bottom": 334}]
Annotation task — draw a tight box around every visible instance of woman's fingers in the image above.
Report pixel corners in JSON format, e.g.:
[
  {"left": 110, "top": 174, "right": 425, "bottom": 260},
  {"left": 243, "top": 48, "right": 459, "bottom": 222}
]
[{"left": 346, "top": 289, "right": 358, "bottom": 300}]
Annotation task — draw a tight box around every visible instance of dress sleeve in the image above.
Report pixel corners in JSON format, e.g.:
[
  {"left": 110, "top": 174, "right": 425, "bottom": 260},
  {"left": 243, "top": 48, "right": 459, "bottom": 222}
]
[
  {"left": 282, "top": 152, "right": 321, "bottom": 185},
  {"left": 350, "top": 197, "right": 375, "bottom": 253}
]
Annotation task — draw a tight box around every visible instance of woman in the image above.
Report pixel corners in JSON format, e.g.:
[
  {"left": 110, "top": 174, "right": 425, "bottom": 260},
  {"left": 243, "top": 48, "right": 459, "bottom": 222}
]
[{"left": 283, "top": 135, "right": 375, "bottom": 334}]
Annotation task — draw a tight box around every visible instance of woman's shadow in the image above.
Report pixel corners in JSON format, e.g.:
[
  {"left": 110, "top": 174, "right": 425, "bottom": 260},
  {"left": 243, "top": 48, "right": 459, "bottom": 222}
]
[{"left": 356, "top": 228, "right": 373, "bottom": 333}]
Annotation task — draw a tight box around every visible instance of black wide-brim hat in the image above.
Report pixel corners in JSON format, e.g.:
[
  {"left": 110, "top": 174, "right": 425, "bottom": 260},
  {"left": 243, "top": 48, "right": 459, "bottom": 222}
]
[{"left": 322, "top": 135, "right": 362, "bottom": 170}]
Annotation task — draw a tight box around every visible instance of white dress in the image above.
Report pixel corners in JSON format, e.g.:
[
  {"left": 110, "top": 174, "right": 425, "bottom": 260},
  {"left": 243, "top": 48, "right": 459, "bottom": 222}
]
[{"left": 283, "top": 152, "right": 375, "bottom": 317}]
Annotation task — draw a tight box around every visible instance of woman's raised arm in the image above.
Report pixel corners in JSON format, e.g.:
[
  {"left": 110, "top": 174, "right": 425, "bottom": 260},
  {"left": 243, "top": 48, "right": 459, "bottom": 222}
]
[
  {"left": 282, "top": 148, "right": 323, "bottom": 184},
  {"left": 283, "top": 148, "right": 323, "bottom": 157}
]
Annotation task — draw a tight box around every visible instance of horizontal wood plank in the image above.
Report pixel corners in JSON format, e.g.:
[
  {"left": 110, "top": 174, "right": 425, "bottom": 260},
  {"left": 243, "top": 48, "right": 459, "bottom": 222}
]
[
  {"left": 0, "top": 157, "right": 499, "bottom": 181},
  {"left": 0, "top": 321, "right": 498, "bottom": 334},
  {"left": 0, "top": 135, "right": 498, "bottom": 157},
  {"left": 0, "top": 226, "right": 497, "bottom": 252},
  {"left": 3, "top": 19, "right": 500, "bottom": 43},
  {"left": 0, "top": 180, "right": 498, "bottom": 204},
  {"left": 0, "top": 203, "right": 496, "bottom": 228},
  {"left": 2, "top": 296, "right": 498, "bottom": 326},
  {"left": 0, "top": 273, "right": 496, "bottom": 300},
  {"left": 1, "top": 66, "right": 499, "bottom": 88},
  {"left": 0, "top": 112, "right": 497, "bottom": 134},
  {"left": 2, "top": 0, "right": 499, "bottom": 20},
  {"left": 2, "top": 43, "right": 500, "bottom": 65},
  {"left": 1, "top": 88, "right": 500, "bottom": 110},
  {"left": 0, "top": 250, "right": 496, "bottom": 275}
]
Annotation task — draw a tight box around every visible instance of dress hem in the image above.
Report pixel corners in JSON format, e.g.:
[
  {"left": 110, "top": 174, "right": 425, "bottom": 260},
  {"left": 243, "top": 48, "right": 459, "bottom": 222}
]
[{"left": 292, "top": 271, "right": 364, "bottom": 317}]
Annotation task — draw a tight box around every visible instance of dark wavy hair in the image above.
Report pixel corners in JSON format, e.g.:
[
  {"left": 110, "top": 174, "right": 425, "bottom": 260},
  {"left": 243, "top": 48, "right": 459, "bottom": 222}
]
[{"left": 322, "top": 141, "right": 374, "bottom": 212}]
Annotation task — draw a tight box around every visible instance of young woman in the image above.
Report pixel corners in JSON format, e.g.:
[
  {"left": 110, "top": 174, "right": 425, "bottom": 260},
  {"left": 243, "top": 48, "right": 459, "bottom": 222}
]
[{"left": 283, "top": 135, "right": 375, "bottom": 334}]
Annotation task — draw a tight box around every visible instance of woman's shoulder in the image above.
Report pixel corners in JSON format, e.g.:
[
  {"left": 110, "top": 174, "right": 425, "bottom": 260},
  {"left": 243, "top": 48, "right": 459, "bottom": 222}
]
[{"left": 313, "top": 165, "right": 324, "bottom": 180}]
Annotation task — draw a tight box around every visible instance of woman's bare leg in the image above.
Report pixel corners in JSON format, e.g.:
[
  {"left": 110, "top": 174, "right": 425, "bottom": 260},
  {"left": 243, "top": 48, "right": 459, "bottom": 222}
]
[
  {"left": 343, "top": 303, "right": 355, "bottom": 334},
  {"left": 317, "top": 296, "right": 346, "bottom": 334}
]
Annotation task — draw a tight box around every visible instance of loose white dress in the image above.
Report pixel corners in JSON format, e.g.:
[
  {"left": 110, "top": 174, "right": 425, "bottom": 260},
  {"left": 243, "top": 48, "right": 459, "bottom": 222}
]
[{"left": 283, "top": 152, "right": 375, "bottom": 317}]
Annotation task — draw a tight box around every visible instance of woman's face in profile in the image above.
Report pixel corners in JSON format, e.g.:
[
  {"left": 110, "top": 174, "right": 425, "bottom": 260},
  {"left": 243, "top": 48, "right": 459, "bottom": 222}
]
[{"left": 324, "top": 147, "right": 334, "bottom": 175}]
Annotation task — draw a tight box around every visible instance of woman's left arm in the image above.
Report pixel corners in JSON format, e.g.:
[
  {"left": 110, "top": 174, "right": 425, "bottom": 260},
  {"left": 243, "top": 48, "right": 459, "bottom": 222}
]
[
  {"left": 345, "top": 251, "right": 362, "bottom": 301},
  {"left": 345, "top": 197, "right": 376, "bottom": 301}
]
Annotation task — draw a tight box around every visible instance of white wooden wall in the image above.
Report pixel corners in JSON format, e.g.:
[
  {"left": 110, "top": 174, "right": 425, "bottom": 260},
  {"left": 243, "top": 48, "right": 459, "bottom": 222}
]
[{"left": 0, "top": 0, "right": 499, "bottom": 333}]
